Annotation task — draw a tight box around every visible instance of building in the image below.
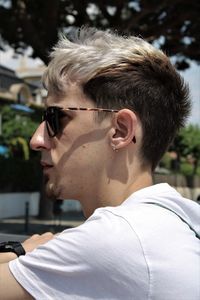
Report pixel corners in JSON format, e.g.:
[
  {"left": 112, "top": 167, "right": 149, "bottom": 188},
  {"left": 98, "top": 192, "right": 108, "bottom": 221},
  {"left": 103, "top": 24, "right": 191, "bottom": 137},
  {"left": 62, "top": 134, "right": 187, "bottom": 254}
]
[{"left": 0, "top": 58, "right": 46, "bottom": 107}]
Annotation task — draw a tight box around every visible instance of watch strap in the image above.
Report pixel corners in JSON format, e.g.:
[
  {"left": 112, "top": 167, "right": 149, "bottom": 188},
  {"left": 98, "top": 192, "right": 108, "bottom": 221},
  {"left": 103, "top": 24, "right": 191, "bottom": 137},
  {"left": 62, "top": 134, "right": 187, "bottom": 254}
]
[
  {"left": 0, "top": 241, "right": 26, "bottom": 257},
  {"left": 12, "top": 242, "right": 26, "bottom": 256}
]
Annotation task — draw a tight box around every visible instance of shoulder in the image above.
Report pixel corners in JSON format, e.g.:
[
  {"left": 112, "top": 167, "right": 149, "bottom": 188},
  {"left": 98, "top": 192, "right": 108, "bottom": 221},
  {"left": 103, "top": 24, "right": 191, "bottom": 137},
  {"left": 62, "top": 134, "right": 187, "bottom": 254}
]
[
  {"left": 64, "top": 207, "right": 146, "bottom": 256},
  {"left": 9, "top": 207, "right": 150, "bottom": 299}
]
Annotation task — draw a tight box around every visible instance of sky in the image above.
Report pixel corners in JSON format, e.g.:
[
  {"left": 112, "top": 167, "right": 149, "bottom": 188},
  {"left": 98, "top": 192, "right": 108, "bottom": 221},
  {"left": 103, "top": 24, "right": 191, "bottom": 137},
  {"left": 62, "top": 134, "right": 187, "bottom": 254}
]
[
  {"left": 179, "top": 62, "right": 200, "bottom": 125},
  {"left": 0, "top": 48, "right": 199, "bottom": 125}
]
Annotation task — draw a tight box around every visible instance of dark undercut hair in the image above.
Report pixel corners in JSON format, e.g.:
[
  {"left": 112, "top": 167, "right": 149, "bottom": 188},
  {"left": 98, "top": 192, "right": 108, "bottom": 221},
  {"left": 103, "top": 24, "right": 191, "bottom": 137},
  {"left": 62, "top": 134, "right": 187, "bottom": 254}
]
[{"left": 83, "top": 58, "right": 190, "bottom": 170}]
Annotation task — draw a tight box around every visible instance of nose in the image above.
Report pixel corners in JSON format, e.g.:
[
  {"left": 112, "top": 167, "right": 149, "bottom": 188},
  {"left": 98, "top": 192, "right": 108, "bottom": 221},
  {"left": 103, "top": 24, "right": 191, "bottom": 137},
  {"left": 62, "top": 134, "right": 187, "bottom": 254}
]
[{"left": 30, "top": 121, "right": 51, "bottom": 151}]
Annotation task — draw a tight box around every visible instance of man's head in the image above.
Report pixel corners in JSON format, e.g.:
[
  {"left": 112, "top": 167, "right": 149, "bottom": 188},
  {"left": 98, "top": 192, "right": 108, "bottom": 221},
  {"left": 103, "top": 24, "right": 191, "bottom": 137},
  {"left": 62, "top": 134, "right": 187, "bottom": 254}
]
[
  {"left": 43, "top": 27, "right": 191, "bottom": 171},
  {"left": 30, "top": 27, "right": 190, "bottom": 215}
]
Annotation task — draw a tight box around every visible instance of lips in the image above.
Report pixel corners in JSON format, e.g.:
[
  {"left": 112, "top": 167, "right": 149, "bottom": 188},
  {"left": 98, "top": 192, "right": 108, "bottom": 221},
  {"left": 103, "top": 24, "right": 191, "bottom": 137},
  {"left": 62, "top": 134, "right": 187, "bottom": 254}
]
[{"left": 40, "top": 161, "right": 53, "bottom": 170}]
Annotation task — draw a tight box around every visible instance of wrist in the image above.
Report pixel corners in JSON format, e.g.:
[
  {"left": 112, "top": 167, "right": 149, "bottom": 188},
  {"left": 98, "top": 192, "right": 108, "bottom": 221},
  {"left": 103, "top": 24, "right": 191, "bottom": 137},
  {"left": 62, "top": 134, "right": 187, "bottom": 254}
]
[
  {"left": 0, "top": 241, "right": 26, "bottom": 257},
  {"left": 0, "top": 252, "right": 18, "bottom": 264}
]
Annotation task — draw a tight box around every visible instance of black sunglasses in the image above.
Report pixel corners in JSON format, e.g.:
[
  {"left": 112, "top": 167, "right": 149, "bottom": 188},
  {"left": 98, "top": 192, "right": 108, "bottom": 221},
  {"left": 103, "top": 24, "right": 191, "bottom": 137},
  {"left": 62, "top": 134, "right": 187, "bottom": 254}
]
[
  {"left": 42, "top": 106, "right": 136, "bottom": 143},
  {"left": 42, "top": 106, "right": 119, "bottom": 137}
]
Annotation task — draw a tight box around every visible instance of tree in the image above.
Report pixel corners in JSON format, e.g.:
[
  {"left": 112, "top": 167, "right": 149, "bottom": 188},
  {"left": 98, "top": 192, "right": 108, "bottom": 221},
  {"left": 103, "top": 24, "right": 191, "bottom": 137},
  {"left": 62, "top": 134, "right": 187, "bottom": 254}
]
[
  {"left": 0, "top": 105, "right": 42, "bottom": 193},
  {"left": 0, "top": 0, "right": 199, "bottom": 69},
  {"left": 0, "top": 104, "right": 52, "bottom": 217},
  {"left": 169, "top": 134, "right": 186, "bottom": 172},
  {"left": 180, "top": 125, "right": 200, "bottom": 175},
  {"left": 170, "top": 125, "right": 200, "bottom": 176},
  {"left": 0, "top": 105, "right": 38, "bottom": 158}
]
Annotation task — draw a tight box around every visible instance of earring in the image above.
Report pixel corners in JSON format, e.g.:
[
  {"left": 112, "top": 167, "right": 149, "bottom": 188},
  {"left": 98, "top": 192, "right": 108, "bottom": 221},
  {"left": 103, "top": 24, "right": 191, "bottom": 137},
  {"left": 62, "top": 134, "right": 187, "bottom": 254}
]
[{"left": 111, "top": 143, "right": 118, "bottom": 152}]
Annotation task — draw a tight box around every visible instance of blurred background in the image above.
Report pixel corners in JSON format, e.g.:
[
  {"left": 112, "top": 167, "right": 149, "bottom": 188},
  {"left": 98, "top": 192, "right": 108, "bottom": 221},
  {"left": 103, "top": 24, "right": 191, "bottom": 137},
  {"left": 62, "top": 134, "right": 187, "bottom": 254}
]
[{"left": 0, "top": 0, "right": 199, "bottom": 237}]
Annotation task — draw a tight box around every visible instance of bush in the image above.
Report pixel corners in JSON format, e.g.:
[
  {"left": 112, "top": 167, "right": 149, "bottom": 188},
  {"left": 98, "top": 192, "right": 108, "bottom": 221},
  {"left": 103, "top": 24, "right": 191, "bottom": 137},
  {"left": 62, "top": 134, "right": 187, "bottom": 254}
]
[{"left": 180, "top": 162, "right": 194, "bottom": 176}]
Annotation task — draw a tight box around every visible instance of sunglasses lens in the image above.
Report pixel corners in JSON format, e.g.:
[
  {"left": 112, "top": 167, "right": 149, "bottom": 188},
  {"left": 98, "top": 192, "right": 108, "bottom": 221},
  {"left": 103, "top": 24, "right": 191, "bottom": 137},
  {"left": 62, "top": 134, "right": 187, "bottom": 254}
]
[{"left": 44, "top": 107, "right": 60, "bottom": 137}]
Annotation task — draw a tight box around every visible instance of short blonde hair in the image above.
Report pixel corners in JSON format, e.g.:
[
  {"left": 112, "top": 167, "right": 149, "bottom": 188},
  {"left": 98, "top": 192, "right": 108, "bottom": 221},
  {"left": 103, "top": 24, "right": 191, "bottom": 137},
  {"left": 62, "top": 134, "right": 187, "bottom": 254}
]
[{"left": 43, "top": 27, "right": 165, "bottom": 95}]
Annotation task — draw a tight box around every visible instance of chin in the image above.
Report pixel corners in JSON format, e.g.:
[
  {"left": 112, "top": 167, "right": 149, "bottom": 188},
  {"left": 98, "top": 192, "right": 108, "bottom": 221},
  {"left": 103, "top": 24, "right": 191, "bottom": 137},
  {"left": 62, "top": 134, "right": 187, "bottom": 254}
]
[
  {"left": 45, "top": 181, "right": 58, "bottom": 200},
  {"left": 43, "top": 174, "right": 59, "bottom": 198}
]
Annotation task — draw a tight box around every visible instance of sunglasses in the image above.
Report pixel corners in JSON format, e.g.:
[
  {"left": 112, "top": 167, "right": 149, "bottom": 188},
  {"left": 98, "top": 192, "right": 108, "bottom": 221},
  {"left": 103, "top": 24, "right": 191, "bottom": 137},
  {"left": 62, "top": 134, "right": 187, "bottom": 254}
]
[
  {"left": 42, "top": 106, "right": 136, "bottom": 143},
  {"left": 42, "top": 106, "right": 118, "bottom": 137}
]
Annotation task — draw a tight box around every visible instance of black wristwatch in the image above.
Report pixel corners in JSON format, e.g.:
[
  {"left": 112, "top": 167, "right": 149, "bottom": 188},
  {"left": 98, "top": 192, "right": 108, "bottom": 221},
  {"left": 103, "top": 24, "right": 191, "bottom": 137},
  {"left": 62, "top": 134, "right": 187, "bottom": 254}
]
[{"left": 0, "top": 241, "right": 26, "bottom": 257}]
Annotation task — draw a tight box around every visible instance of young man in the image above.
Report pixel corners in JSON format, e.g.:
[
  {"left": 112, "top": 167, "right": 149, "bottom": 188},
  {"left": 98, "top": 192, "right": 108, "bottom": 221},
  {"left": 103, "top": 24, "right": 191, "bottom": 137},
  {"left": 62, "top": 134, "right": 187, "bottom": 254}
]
[{"left": 0, "top": 27, "right": 199, "bottom": 299}]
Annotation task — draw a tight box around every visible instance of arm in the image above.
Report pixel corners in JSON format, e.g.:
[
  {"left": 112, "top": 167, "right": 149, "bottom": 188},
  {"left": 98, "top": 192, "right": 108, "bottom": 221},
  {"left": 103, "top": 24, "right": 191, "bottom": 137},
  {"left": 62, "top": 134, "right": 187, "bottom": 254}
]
[
  {"left": 0, "top": 263, "right": 33, "bottom": 300},
  {"left": 0, "top": 232, "right": 54, "bottom": 263},
  {"left": 0, "top": 252, "right": 17, "bottom": 264},
  {"left": 0, "top": 232, "right": 54, "bottom": 300}
]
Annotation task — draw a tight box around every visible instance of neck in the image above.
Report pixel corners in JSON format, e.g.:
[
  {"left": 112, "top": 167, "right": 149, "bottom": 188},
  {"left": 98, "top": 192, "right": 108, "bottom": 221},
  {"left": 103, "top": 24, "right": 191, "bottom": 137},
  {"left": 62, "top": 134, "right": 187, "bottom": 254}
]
[{"left": 81, "top": 168, "right": 153, "bottom": 218}]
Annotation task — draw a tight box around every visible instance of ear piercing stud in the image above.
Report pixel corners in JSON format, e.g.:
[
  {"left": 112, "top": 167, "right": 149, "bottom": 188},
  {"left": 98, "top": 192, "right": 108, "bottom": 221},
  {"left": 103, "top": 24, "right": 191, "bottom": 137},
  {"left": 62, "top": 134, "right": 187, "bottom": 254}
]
[{"left": 111, "top": 144, "right": 118, "bottom": 152}]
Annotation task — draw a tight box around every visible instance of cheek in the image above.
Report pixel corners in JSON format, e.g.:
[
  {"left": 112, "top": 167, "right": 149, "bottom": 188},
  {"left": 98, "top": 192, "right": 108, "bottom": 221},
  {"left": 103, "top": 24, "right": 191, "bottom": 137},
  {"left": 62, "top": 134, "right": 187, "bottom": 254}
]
[
  {"left": 79, "top": 143, "right": 108, "bottom": 172},
  {"left": 53, "top": 128, "right": 109, "bottom": 174},
  {"left": 51, "top": 135, "right": 73, "bottom": 164},
  {"left": 56, "top": 146, "right": 90, "bottom": 176}
]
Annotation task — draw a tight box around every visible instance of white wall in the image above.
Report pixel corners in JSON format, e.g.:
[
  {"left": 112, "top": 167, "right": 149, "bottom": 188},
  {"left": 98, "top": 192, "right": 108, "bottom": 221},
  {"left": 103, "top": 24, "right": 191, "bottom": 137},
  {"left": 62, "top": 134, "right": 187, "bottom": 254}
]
[
  {"left": 0, "top": 192, "right": 39, "bottom": 219},
  {"left": 62, "top": 199, "right": 82, "bottom": 212}
]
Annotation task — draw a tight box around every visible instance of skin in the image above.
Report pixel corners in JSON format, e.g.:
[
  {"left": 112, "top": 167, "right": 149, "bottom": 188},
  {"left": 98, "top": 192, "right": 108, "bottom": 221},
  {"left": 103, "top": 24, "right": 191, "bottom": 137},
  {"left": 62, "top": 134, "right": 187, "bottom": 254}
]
[
  {"left": 0, "top": 233, "right": 54, "bottom": 299},
  {"left": 0, "top": 83, "right": 153, "bottom": 299}
]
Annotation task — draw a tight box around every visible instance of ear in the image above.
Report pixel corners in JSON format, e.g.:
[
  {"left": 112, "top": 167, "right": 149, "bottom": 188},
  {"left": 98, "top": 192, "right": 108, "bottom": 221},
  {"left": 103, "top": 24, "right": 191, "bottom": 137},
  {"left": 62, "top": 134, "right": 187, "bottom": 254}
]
[{"left": 110, "top": 109, "right": 137, "bottom": 150}]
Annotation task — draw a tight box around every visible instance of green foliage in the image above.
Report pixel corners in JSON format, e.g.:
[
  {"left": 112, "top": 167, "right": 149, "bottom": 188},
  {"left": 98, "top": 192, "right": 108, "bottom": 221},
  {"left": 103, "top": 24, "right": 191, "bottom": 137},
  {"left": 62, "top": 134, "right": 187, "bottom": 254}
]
[
  {"left": 0, "top": 104, "right": 42, "bottom": 191},
  {"left": 169, "top": 124, "right": 200, "bottom": 175},
  {"left": 0, "top": 105, "right": 39, "bottom": 159},
  {"left": 159, "top": 152, "right": 171, "bottom": 169},
  {"left": 0, "top": 105, "right": 38, "bottom": 142},
  {"left": 10, "top": 137, "right": 30, "bottom": 160},
  {"left": 179, "top": 125, "right": 200, "bottom": 157},
  {"left": 180, "top": 162, "right": 194, "bottom": 176}
]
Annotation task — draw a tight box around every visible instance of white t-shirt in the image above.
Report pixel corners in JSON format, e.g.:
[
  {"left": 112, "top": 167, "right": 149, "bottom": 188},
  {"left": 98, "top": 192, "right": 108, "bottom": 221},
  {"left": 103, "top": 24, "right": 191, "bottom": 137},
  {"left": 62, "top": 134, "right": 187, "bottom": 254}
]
[{"left": 9, "top": 184, "right": 200, "bottom": 299}]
